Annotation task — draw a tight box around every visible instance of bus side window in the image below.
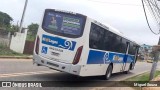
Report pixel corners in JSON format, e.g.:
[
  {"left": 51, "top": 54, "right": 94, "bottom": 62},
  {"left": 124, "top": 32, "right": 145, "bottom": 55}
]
[
  {"left": 103, "top": 30, "right": 110, "bottom": 51},
  {"left": 128, "top": 43, "right": 137, "bottom": 55},
  {"left": 89, "top": 22, "right": 137, "bottom": 55},
  {"left": 104, "top": 32, "right": 127, "bottom": 53},
  {"left": 103, "top": 31, "right": 117, "bottom": 52},
  {"left": 120, "top": 38, "right": 128, "bottom": 53},
  {"left": 89, "top": 23, "right": 98, "bottom": 49},
  {"left": 89, "top": 23, "right": 105, "bottom": 50}
]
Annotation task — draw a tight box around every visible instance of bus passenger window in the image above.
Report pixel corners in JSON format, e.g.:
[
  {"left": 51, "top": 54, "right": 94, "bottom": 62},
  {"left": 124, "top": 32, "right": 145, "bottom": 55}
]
[
  {"left": 129, "top": 43, "right": 137, "bottom": 55},
  {"left": 89, "top": 23, "right": 104, "bottom": 50}
]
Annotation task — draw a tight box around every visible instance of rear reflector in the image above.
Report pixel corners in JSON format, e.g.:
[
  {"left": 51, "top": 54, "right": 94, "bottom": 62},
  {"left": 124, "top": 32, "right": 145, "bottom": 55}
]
[
  {"left": 35, "top": 36, "right": 40, "bottom": 54},
  {"left": 72, "top": 46, "right": 83, "bottom": 65}
]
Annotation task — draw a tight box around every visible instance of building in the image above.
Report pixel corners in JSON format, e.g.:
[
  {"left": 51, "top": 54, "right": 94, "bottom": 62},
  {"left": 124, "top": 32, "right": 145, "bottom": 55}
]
[{"left": 138, "top": 44, "right": 152, "bottom": 60}]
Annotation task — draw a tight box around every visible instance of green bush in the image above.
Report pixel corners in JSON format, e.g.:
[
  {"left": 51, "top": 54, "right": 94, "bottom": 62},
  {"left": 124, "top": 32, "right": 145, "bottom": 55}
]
[{"left": 26, "top": 34, "right": 36, "bottom": 41}]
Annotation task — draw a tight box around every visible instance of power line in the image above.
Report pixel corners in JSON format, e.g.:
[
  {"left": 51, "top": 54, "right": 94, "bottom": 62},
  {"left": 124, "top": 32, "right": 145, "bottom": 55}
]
[
  {"left": 147, "top": 0, "right": 160, "bottom": 20},
  {"left": 152, "top": 0, "right": 160, "bottom": 19},
  {"left": 147, "top": 0, "right": 160, "bottom": 18},
  {"left": 153, "top": 2, "right": 160, "bottom": 19},
  {"left": 141, "top": 0, "right": 160, "bottom": 35},
  {"left": 146, "top": 0, "right": 160, "bottom": 24},
  {"left": 145, "top": 0, "right": 160, "bottom": 29},
  {"left": 153, "top": 0, "right": 160, "bottom": 12}
]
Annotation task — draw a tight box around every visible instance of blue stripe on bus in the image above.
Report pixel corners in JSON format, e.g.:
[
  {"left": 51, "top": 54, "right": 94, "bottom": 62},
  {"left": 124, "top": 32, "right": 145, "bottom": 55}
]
[
  {"left": 87, "top": 50, "right": 106, "bottom": 64},
  {"left": 42, "top": 34, "right": 76, "bottom": 51},
  {"left": 87, "top": 50, "right": 135, "bottom": 64}
]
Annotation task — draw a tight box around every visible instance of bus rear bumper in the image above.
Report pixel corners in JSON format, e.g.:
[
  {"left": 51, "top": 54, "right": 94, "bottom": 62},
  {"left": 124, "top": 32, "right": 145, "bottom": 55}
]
[{"left": 33, "top": 55, "right": 81, "bottom": 75}]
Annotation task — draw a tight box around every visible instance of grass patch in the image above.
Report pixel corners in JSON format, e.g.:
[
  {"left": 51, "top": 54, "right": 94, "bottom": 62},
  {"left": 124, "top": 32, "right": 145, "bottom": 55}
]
[
  {"left": 0, "top": 44, "right": 27, "bottom": 56},
  {"left": 120, "top": 71, "right": 160, "bottom": 88},
  {"left": 126, "top": 70, "right": 160, "bottom": 81}
]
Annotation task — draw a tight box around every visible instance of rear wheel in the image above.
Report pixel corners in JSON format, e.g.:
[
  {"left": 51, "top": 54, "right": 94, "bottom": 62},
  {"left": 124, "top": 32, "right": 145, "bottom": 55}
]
[{"left": 103, "top": 65, "right": 113, "bottom": 80}]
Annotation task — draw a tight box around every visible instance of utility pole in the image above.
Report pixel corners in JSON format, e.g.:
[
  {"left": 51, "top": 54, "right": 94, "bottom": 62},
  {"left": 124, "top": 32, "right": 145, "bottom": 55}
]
[
  {"left": 19, "top": 0, "right": 28, "bottom": 33},
  {"left": 149, "top": 37, "right": 160, "bottom": 80},
  {"left": 142, "top": 0, "right": 160, "bottom": 80}
]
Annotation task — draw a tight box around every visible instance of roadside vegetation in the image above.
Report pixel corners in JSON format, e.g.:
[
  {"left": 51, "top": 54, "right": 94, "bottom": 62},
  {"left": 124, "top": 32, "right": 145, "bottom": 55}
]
[
  {"left": 0, "top": 44, "right": 26, "bottom": 56},
  {"left": 26, "top": 23, "right": 39, "bottom": 41},
  {"left": 26, "top": 34, "right": 36, "bottom": 41},
  {"left": 0, "top": 10, "right": 38, "bottom": 42},
  {"left": 124, "top": 71, "right": 160, "bottom": 90},
  {"left": 126, "top": 70, "right": 160, "bottom": 81},
  {"left": 0, "top": 11, "right": 38, "bottom": 56}
]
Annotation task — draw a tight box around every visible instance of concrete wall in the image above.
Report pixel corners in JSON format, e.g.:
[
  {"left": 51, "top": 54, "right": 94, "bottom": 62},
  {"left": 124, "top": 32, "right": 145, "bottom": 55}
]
[{"left": 10, "top": 30, "right": 27, "bottom": 53}]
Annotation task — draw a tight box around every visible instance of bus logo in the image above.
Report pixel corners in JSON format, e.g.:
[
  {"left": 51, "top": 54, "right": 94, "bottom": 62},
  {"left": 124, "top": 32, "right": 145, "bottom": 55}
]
[
  {"left": 41, "top": 46, "right": 48, "bottom": 54},
  {"left": 113, "top": 55, "right": 123, "bottom": 62},
  {"left": 103, "top": 52, "right": 110, "bottom": 64},
  {"left": 42, "top": 34, "right": 76, "bottom": 51}
]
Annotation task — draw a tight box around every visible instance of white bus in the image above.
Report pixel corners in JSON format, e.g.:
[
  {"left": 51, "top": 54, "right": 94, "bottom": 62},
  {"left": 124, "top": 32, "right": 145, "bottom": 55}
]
[{"left": 33, "top": 9, "right": 139, "bottom": 80}]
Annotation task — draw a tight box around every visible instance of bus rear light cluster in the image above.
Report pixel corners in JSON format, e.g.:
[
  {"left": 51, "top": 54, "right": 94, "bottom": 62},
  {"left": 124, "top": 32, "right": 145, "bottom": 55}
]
[
  {"left": 35, "top": 36, "right": 40, "bottom": 54},
  {"left": 72, "top": 46, "right": 83, "bottom": 65}
]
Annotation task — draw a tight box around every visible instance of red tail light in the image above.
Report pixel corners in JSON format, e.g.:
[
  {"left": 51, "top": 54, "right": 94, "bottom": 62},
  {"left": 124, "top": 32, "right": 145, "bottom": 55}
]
[
  {"left": 35, "top": 36, "right": 40, "bottom": 54},
  {"left": 72, "top": 46, "right": 83, "bottom": 65}
]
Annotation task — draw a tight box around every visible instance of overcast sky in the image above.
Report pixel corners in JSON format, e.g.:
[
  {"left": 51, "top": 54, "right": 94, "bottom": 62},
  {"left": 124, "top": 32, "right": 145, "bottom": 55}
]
[{"left": 0, "top": 0, "right": 160, "bottom": 45}]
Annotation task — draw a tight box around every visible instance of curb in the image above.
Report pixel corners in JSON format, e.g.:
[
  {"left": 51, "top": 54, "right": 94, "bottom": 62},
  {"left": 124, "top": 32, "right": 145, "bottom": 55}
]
[{"left": 0, "top": 56, "right": 33, "bottom": 59}]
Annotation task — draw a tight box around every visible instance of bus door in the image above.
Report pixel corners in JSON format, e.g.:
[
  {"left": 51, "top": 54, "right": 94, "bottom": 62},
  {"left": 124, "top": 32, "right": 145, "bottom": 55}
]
[
  {"left": 131, "top": 46, "right": 139, "bottom": 70},
  {"left": 121, "top": 42, "right": 129, "bottom": 72}
]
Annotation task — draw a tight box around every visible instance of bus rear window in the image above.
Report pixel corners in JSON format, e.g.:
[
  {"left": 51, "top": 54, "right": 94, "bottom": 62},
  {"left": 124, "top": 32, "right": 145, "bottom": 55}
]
[{"left": 42, "top": 9, "right": 86, "bottom": 38}]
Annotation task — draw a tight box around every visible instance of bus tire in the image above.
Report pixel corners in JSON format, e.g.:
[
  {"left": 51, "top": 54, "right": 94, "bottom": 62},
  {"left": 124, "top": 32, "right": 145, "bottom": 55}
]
[{"left": 103, "top": 64, "right": 113, "bottom": 80}]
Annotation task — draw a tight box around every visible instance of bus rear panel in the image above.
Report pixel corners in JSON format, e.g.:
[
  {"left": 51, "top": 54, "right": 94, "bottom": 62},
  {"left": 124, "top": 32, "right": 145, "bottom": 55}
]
[{"left": 33, "top": 9, "right": 87, "bottom": 75}]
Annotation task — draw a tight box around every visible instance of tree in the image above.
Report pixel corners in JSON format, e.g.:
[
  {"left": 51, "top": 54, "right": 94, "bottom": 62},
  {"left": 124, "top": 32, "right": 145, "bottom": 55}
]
[
  {"left": 8, "top": 25, "right": 19, "bottom": 34},
  {"left": 0, "top": 11, "right": 13, "bottom": 28},
  {"left": 28, "top": 23, "right": 39, "bottom": 35},
  {"left": 26, "top": 23, "right": 39, "bottom": 41}
]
